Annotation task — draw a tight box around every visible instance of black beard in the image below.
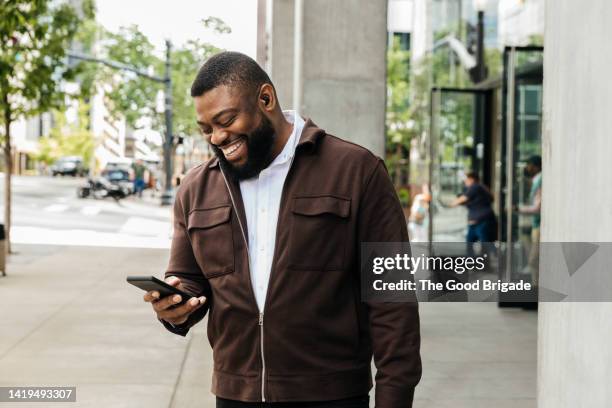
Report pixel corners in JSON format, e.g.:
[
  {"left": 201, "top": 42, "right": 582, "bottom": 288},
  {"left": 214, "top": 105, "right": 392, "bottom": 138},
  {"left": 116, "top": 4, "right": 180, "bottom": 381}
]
[{"left": 211, "top": 114, "right": 276, "bottom": 181}]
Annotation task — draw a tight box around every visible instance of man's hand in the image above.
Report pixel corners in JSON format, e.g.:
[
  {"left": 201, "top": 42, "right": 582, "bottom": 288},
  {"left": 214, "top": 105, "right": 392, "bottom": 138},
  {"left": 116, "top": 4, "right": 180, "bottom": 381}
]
[{"left": 143, "top": 276, "right": 206, "bottom": 326}]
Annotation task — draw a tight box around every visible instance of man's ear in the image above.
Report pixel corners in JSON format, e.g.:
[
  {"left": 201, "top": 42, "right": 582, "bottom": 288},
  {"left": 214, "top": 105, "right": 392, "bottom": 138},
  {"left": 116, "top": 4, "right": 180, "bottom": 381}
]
[{"left": 258, "top": 83, "right": 276, "bottom": 112}]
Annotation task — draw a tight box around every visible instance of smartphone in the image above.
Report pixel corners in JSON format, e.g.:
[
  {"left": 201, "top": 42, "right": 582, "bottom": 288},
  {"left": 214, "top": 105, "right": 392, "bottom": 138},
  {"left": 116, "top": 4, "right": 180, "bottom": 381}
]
[{"left": 127, "top": 275, "right": 192, "bottom": 305}]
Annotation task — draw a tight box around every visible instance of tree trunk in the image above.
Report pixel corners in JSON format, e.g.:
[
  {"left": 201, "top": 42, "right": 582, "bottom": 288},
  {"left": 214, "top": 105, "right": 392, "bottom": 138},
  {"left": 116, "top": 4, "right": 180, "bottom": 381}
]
[{"left": 3, "top": 103, "right": 12, "bottom": 263}]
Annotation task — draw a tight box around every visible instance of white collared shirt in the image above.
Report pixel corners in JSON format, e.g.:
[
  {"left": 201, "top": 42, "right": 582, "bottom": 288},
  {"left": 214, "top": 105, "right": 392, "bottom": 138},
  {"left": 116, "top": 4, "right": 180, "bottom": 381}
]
[{"left": 240, "top": 110, "right": 305, "bottom": 311}]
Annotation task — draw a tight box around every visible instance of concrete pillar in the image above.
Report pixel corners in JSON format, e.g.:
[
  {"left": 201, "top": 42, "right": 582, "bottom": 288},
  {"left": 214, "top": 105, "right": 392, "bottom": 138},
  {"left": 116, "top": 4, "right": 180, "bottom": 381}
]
[
  {"left": 539, "top": 1, "right": 612, "bottom": 407},
  {"left": 267, "top": 0, "right": 295, "bottom": 114},
  {"left": 263, "top": 0, "right": 387, "bottom": 156},
  {"left": 256, "top": 0, "right": 268, "bottom": 67}
]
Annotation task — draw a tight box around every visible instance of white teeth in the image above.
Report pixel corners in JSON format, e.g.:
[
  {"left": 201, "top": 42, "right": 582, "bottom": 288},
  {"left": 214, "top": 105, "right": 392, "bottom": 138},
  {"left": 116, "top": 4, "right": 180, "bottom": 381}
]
[{"left": 223, "top": 141, "right": 243, "bottom": 156}]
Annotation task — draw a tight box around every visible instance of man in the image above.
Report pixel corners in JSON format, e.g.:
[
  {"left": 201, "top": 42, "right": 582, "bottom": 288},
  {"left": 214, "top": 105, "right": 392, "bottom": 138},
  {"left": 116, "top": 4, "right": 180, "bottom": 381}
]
[
  {"left": 518, "top": 155, "right": 542, "bottom": 285},
  {"left": 450, "top": 172, "right": 497, "bottom": 247},
  {"left": 142, "top": 52, "right": 421, "bottom": 408},
  {"left": 131, "top": 159, "right": 146, "bottom": 198}
]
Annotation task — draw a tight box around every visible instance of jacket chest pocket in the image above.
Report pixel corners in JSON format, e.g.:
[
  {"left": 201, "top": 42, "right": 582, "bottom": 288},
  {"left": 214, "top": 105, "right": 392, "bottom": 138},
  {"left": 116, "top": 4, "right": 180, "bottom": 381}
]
[
  {"left": 288, "top": 195, "right": 351, "bottom": 270},
  {"left": 187, "top": 205, "right": 235, "bottom": 278}
]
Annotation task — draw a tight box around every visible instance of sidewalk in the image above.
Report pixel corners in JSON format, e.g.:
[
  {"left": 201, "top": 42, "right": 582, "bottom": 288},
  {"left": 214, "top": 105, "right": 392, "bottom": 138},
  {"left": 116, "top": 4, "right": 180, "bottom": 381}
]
[
  {"left": 0, "top": 244, "right": 213, "bottom": 408},
  {"left": 0, "top": 244, "right": 536, "bottom": 408},
  {"left": 414, "top": 303, "right": 536, "bottom": 408}
]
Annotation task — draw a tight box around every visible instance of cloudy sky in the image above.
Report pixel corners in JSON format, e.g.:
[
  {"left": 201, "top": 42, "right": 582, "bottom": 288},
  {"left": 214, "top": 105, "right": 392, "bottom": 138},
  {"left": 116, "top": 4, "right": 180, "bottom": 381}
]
[{"left": 95, "top": 0, "right": 258, "bottom": 57}]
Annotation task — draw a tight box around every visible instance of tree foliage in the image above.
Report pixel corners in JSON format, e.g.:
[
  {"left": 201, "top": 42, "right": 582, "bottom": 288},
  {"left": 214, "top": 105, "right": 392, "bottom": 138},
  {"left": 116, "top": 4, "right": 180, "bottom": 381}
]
[
  {"left": 84, "top": 20, "right": 227, "bottom": 137},
  {"left": 385, "top": 38, "right": 411, "bottom": 189},
  {"left": 0, "top": 0, "right": 83, "bottom": 124},
  {"left": 0, "top": 0, "right": 85, "bottom": 258},
  {"left": 36, "top": 105, "right": 95, "bottom": 166},
  {"left": 98, "top": 25, "right": 161, "bottom": 127},
  {"left": 386, "top": 37, "right": 411, "bottom": 146},
  {"left": 170, "top": 39, "right": 222, "bottom": 137}
]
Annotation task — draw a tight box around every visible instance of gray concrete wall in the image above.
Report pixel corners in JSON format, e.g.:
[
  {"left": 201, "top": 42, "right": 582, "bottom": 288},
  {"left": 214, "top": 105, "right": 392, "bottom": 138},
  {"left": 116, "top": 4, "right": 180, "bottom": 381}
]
[
  {"left": 268, "top": 0, "right": 295, "bottom": 112},
  {"left": 266, "top": 0, "right": 387, "bottom": 156},
  {"left": 539, "top": 1, "right": 612, "bottom": 407}
]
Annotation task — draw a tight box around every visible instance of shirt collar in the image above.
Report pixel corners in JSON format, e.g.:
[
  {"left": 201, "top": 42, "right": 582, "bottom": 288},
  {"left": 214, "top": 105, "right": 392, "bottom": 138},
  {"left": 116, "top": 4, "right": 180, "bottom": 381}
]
[{"left": 269, "top": 110, "right": 304, "bottom": 167}]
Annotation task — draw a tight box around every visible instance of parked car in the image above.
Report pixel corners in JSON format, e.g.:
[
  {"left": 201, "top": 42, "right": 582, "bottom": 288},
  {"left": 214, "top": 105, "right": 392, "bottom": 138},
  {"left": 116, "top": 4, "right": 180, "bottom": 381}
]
[
  {"left": 51, "top": 156, "right": 88, "bottom": 177},
  {"left": 101, "top": 164, "right": 134, "bottom": 195}
]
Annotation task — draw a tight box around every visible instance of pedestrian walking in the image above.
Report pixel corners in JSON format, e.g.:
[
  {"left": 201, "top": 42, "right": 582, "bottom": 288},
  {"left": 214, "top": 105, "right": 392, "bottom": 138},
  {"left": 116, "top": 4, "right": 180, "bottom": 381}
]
[
  {"left": 141, "top": 52, "right": 421, "bottom": 408},
  {"left": 518, "top": 155, "right": 542, "bottom": 285},
  {"left": 408, "top": 184, "right": 431, "bottom": 242},
  {"left": 131, "top": 159, "right": 146, "bottom": 198},
  {"left": 450, "top": 172, "right": 497, "bottom": 254}
]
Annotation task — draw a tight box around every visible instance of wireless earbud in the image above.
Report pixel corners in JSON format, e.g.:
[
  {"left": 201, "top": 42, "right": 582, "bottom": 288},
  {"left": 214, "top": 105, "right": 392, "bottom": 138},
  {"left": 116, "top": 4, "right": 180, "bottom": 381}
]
[{"left": 262, "top": 95, "right": 270, "bottom": 105}]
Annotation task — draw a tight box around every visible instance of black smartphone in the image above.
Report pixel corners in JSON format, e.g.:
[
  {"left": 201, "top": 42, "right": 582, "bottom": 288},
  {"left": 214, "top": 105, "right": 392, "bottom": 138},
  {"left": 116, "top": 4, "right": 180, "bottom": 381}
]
[{"left": 127, "top": 275, "right": 192, "bottom": 305}]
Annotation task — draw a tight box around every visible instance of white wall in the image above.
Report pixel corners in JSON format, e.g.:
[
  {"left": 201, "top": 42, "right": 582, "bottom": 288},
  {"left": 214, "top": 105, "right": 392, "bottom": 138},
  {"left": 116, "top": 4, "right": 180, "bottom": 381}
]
[
  {"left": 498, "top": 0, "right": 545, "bottom": 46},
  {"left": 410, "top": 0, "right": 432, "bottom": 63},
  {"left": 388, "top": 0, "right": 413, "bottom": 33},
  {"left": 539, "top": 1, "right": 612, "bottom": 406}
]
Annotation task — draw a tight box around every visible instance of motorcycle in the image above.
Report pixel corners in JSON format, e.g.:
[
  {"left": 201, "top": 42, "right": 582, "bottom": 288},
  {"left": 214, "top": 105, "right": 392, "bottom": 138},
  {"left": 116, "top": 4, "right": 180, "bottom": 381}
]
[{"left": 77, "top": 177, "right": 130, "bottom": 201}]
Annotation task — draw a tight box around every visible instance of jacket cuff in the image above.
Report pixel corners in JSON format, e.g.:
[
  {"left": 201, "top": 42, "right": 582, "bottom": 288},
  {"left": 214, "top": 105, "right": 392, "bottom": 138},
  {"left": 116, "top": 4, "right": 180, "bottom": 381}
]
[
  {"left": 375, "top": 386, "right": 415, "bottom": 408},
  {"left": 159, "top": 318, "right": 190, "bottom": 337}
]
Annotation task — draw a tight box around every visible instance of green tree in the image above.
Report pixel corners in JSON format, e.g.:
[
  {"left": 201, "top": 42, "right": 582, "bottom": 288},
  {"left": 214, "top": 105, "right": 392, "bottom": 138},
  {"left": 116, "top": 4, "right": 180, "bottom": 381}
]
[
  {"left": 0, "top": 0, "right": 85, "bottom": 257},
  {"left": 35, "top": 105, "right": 95, "bottom": 166},
  {"left": 95, "top": 21, "right": 227, "bottom": 143},
  {"left": 100, "top": 24, "right": 161, "bottom": 127},
  {"left": 170, "top": 39, "right": 222, "bottom": 138},
  {"left": 70, "top": 11, "right": 101, "bottom": 103},
  {"left": 385, "top": 37, "right": 411, "bottom": 191}
]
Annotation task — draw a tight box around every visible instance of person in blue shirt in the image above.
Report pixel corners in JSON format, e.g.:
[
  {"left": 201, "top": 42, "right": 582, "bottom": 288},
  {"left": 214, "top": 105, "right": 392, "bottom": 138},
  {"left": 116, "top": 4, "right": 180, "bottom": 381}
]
[{"left": 451, "top": 172, "right": 497, "bottom": 252}]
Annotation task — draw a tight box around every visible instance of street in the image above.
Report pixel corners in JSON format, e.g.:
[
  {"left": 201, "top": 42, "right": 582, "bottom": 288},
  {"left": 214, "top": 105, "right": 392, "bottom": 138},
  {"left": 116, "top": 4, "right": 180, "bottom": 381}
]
[
  {"left": 0, "top": 175, "right": 536, "bottom": 407},
  {"left": 4, "top": 175, "right": 171, "bottom": 249}
]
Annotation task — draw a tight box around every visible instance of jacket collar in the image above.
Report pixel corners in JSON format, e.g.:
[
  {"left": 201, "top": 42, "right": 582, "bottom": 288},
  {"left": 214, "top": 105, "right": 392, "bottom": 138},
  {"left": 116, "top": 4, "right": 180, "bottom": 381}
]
[{"left": 208, "top": 118, "right": 324, "bottom": 169}]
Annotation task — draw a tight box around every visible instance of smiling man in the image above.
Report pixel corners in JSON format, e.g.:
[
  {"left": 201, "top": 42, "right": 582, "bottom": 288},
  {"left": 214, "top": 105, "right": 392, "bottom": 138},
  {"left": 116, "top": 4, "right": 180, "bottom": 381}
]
[{"left": 143, "top": 52, "right": 421, "bottom": 408}]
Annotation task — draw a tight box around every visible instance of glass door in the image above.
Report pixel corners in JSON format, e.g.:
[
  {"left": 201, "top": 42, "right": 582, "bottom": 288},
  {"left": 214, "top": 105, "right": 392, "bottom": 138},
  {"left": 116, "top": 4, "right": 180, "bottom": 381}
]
[
  {"left": 429, "top": 88, "right": 490, "bottom": 243},
  {"left": 500, "top": 46, "right": 544, "bottom": 286}
]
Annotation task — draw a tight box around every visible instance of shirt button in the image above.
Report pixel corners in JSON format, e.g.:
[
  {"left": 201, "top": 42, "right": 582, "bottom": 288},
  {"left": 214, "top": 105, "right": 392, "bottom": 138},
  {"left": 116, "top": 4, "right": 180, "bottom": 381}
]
[{"left": 260, "top": 208, "right": 266, "bottom": 213}]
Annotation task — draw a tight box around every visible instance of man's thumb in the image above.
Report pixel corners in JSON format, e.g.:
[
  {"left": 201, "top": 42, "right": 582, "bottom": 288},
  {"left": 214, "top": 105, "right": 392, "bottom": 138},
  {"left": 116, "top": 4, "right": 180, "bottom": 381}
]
[{"left": 165, "top": 276, "right": 181, "bottom": 287}]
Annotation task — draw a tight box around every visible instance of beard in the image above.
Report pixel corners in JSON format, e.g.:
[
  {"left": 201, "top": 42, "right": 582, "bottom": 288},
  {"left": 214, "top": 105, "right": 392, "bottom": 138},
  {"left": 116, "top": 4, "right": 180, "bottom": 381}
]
[{"left": 211, "top": 114, "right": 276, "bottom": 181}]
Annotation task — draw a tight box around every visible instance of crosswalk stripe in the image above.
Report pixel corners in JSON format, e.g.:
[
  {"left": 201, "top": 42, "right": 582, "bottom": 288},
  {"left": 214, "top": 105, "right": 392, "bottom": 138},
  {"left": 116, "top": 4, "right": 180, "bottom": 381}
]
[
  {"left": 43, "top": 204, "right": 69, "bottom": 213},
  {"left": 80, "top": 206, "right": 101, "bottom": 216},
  {"left": 12, "top": 226, "right": 171, "bottom": 249}
]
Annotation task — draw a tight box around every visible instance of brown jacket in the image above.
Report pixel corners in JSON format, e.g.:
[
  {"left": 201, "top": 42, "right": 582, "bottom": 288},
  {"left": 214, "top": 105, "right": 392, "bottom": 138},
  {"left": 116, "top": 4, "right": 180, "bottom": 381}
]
[{"left": 162, "top": 120, "right": 421, "bottom": 407}]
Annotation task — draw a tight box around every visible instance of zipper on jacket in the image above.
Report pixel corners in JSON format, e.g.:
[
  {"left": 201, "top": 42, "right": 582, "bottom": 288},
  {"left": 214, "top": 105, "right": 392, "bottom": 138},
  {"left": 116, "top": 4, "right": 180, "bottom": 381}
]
[
  {"left": 259, "top": 312, "right": 266, "bottom": 401},
  {"left": 219, "top": 167, "right": 267, "bottom": 402},
  {"left": 255, "top": 147, "right": 300, "bottom": 402}
]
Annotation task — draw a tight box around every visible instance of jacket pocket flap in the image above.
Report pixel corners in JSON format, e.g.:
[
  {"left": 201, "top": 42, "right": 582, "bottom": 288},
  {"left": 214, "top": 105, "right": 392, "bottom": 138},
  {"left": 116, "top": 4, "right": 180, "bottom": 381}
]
[
  {"left": 188, "top": 206, "right": 231, "bottom": 230},
  {"left": 292, "top": 196, "right": 351, "bottom": 218}
]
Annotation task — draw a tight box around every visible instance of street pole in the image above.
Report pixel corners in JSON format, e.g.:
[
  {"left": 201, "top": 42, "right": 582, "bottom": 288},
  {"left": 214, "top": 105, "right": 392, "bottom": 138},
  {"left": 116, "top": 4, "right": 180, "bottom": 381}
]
[
  {"left": 476, "top": 10, "right": 486, "bottom": 82},
  {"left": 161, "top": 40, "right": 174, "bottom": 206},
  {"left": 474, "top": 10, "right": 486, "bottom": 184}
]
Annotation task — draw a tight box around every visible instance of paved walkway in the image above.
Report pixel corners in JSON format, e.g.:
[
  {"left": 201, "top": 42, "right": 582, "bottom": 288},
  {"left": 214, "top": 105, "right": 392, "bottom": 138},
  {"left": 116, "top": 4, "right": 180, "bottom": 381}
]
[{"left": 0, "top": 244, "right": 536, "bottom": 407}]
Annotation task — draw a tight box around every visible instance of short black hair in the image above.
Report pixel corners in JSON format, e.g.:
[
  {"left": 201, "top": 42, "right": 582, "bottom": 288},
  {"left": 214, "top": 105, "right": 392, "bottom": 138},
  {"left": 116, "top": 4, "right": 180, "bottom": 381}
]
[
  {"left": 466, "top": 171, "right": 480, "bottom": 181},
  {"left": 526, "top": 155, "right": 542, "bottom": 169},
  {"left": 190, "top": 51, "right": 273, "bottom": 98}
]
